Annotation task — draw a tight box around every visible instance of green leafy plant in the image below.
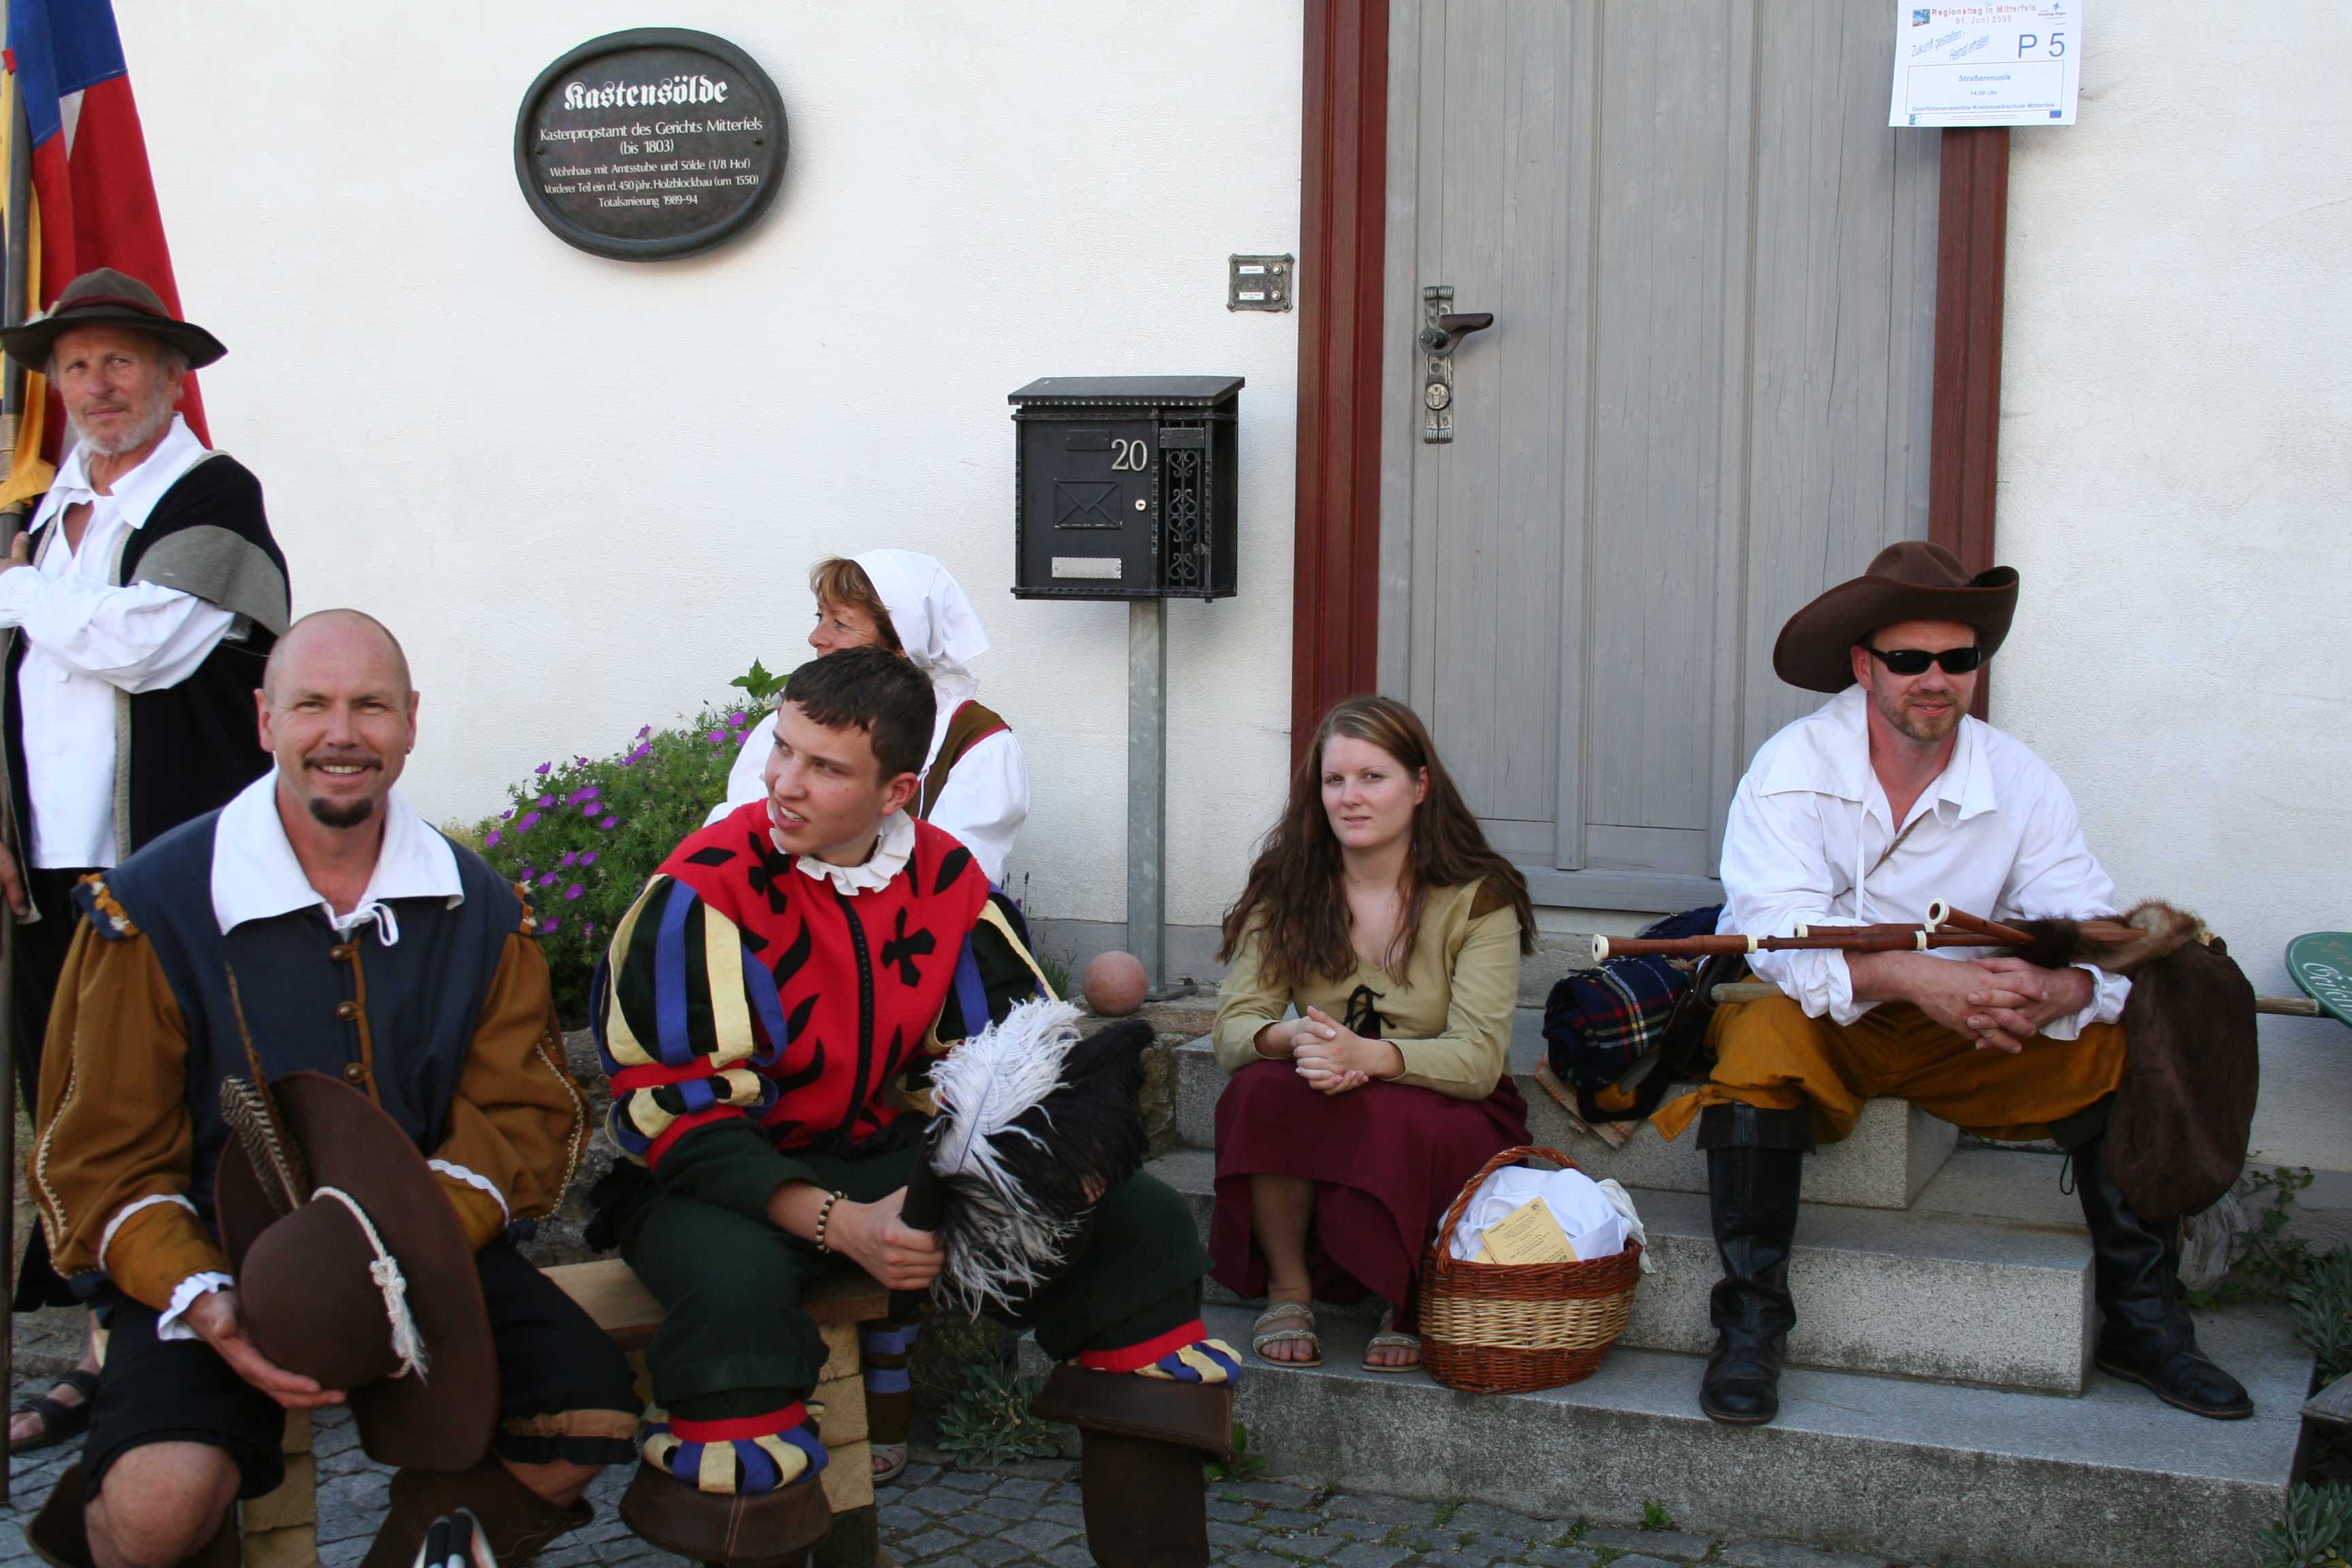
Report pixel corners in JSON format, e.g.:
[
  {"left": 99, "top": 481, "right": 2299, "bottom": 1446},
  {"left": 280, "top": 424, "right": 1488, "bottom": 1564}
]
[
  {"left": 936, "top": 1360, "right": 1063, "bottom": 1469},
  {"left": 2291, "top": 1247, "right": 2352, "bottom": 1387},
  {"left": 1205, "top": 1421, "right": 1267, "bottom": 1482},
  {"left": 2260, "top": 1483, "right": 2352, "bottom": 1568},
  {"left": 729, "top": 657, "right": 789, "bottom": 707},
  {"left": 2194, "top": 1166, "right": 2321, "bottom": 1309},
  {"left": 471, "top": 693, "right": 758, "bottom": 1018},
  {"left": 1036, "top": 951, "right": 1073, "bottom": 1001},
  {"left": 1638, "top": 1497, "right": 1676, "bottom": 1532}
]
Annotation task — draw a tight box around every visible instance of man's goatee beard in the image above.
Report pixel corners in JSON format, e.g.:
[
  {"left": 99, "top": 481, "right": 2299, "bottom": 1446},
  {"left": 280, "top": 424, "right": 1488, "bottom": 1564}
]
[{"left": 308, "top": 796, "right": 378, "bottom": 830}]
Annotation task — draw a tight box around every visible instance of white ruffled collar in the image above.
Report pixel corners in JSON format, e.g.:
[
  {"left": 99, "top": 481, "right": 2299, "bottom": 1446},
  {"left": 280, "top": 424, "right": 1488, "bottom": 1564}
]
[{"left": 785, "top": 811, "right": 915, "bottom": 896}]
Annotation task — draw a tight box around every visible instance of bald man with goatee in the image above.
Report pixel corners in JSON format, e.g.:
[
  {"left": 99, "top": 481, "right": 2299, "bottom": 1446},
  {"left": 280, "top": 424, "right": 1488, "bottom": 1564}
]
[{"left": 26, "top": 610, "right": 636, "bottom": 1568}]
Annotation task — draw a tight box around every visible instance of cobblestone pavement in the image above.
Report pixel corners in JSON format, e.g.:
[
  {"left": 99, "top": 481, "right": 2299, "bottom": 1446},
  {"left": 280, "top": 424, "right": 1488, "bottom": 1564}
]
[{"left": 0, "top": 1408, "right": 1916, "bottom": 1568}]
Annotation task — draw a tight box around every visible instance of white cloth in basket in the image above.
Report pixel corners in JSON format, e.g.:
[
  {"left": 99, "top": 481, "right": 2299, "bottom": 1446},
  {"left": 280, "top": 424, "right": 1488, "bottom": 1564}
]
[{"left": 1443, "top": 1164, "right": 1652, "bottom": 1273}]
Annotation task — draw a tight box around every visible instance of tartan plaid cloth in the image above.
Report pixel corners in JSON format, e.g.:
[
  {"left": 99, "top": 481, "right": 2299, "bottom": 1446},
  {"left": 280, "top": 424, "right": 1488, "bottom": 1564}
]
[{"left": 1542, "top": 905, "right": 1722, "bottom": 1092}]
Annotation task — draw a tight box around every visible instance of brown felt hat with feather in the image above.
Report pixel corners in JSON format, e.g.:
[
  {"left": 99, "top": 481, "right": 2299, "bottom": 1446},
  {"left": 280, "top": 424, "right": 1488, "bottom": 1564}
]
[
  {"left": 1773, "top": 540, "right": 2019, "bottom": 693},
  {"left": 215, "top": 1073, "right": 497, "bottom": 1470}
]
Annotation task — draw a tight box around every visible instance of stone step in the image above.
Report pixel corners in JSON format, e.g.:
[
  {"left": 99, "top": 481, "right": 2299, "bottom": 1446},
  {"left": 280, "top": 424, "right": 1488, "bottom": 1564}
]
[
  {"left": 1147, "top": 1145, "right": 2095, "bottom": 1392},
  {"left": 1019, "top": 1301, "right": 2307, "bottom": 1568},
  {"left": 1169, "top": 1020, "right": 1957, "bottom": 1211}
]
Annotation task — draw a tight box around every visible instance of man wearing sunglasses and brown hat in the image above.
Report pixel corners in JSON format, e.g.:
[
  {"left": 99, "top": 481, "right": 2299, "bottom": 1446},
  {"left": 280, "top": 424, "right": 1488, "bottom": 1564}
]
[
  {"left": 0, "top": 270, "right": 292, "bottom": 1452},
  {"left": 1652, "top": 542, "right": 2249, "bottom": 1429}
]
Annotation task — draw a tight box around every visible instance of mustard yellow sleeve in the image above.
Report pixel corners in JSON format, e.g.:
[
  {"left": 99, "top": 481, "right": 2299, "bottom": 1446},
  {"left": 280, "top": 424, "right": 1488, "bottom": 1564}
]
[
  {"left": 1388, "top": 904, "right": 1524, "bottom": 1100},
  {"left": 430, "top": 932, "right": 591, "bottom": 1250},
  {"left": 1212, "top": 922, "right": 1294, "bottom": 1075},
  {"left": 32, "top": 918, "right": 228, "bottom": 1312}
]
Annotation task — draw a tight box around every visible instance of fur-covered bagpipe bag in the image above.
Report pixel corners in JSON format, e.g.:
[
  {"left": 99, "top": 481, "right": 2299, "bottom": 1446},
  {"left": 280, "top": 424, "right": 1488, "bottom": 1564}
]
[
  {"left": 2010, "top": 901, "right": 2257, "bottom": 1222},
  {"left": 898, "top": 998, "right": 1156, "bottom": 1315}
]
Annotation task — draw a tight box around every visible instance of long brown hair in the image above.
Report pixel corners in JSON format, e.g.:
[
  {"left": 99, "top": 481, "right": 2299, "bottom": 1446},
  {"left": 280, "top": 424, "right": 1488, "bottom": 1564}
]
[{"left": 1218, "top": 695, "right": 1535, "bottom": 987}]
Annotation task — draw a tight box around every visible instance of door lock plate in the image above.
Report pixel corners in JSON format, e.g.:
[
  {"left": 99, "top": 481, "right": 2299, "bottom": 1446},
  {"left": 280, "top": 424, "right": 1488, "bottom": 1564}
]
[{"left": 1422, "top": 287, "right": 1455, "bottom": 442}]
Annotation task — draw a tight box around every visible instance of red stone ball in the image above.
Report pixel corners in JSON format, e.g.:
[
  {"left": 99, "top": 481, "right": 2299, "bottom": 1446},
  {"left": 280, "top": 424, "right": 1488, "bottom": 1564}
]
[{"left": 1083, "top": 951, "right": 1150, "bottom": 1017}]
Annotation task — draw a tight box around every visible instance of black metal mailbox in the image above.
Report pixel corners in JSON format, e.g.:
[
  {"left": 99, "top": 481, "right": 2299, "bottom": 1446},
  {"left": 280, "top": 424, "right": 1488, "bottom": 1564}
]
[{"left": 1009, "top": 376, "right": 1242, "bottom": 600}]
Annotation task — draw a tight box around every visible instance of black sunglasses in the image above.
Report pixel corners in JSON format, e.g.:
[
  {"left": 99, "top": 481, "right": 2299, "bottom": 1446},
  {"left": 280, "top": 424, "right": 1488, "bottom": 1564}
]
[{"left": 1862, "top": 643, "right": 1984, "bottom": 676}]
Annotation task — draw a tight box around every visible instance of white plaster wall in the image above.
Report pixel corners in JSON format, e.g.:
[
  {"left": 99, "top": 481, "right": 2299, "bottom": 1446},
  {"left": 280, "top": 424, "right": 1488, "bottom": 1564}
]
[
  {"left": 111, "top": 1, "right": 1304, "bottom": 930},
  {"left": 1996, "top": 2, "right": 2352, "bottom": 1173}
]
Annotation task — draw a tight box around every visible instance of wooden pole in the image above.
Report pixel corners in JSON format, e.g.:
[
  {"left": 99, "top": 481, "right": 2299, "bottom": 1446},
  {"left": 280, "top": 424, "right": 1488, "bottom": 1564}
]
[{"left": 0, "top": 21, "right": 31, "bottom": 1505}]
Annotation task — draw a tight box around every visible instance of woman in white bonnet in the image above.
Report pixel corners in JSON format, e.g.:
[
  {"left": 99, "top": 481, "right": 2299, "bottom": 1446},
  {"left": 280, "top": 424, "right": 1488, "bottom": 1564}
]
[{"left": 712, "top": 549, "right": 1030, "bottom": 885}]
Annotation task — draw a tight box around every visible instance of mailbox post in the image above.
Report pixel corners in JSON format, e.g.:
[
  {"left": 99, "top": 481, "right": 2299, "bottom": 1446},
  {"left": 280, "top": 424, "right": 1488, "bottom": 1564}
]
[{"left": 1009, "top": 377, "right": 1243, "bottom": 996}]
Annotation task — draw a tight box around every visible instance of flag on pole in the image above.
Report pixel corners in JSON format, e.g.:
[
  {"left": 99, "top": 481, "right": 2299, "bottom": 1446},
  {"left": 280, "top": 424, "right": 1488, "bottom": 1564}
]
[{"left": 2, "top": 0, "right": 203, "bottom": 506}]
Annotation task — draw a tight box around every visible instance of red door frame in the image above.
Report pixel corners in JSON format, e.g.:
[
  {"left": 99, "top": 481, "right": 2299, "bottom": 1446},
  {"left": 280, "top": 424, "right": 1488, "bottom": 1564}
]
[{"left": 1288, "top": 0, "right": 2010, "bottom": 753}]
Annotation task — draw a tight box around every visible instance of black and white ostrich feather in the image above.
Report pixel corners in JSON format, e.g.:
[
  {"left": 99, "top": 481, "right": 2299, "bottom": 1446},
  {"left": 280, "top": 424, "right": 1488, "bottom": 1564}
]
[{"left": 911, "top": 998, "right": 1154, "bottom": 1316}]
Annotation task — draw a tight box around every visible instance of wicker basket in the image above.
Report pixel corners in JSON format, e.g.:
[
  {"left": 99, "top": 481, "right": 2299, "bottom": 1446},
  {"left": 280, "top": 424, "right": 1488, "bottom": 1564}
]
[{"left": 1418, "top": 1145, "right": 1644, "bottom": 1394}]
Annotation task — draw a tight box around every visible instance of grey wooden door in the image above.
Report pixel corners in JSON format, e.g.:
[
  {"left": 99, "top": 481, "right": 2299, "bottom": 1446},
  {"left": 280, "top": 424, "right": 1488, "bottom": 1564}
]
[{"left": 1377, "top": 0, "right": 1940, "bottom": 910}]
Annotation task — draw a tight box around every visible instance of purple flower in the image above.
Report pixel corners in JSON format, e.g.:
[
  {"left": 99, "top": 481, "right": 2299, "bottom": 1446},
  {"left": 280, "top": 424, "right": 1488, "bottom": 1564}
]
[
  {"left": 559, "top": 850, "right": 577, "bottom": 868},
  {"left": 578, "top": 784, "right": 600, "bottom": 800},
  {"left": 517, "top": 812, "right": 541, "bottom": 832},
  {"left": 583, "top": 921, "right": 596, "bottom": 939},
  {"left": 600, "top": 816, "right": 619, "bottom": 830},
  {"left": 542, "top": 917, "right": 561, "bottom": 933},
  {"left": 581, "top": 800, "right": 600, "bottom": 817},
  {"left": 706, "top": 729, "right": 725, "bottom": 744},
  {"left": 484, "top": 830, "right": 503, "bottom": 848},
  {"left": 637, "top": 725, "right": 653, "bottom": 739},
  {"left": 534, "top": 762, "right": 551, "bottom": 777},
  {"left": 580, "top": 851, "right": 598, "bottom": 866},
  {"left": 536, "top": 794, "right": 553, "bottom": 808},
  {"left": 565, "top": 885, "right": 585, "bottom": 901},
  {"left": 728, "top": 710, "right": 747, "bottom": 726},
  {"left": 538, "top": 872, "right": 557, "bottom": 888},
  {"left": 500, "top": 808, "right": 514, "bottom": 821}
]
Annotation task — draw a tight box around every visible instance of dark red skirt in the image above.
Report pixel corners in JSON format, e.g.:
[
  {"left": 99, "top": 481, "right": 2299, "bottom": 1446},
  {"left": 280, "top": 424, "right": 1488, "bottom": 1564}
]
[{"left": 1210, "top": 1058, "right": 1531, "bottom": 1330}]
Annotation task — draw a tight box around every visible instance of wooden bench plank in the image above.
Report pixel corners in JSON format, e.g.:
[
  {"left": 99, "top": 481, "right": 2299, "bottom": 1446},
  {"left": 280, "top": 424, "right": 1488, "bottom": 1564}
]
[{"left": 544, "top": 1258, "right": 889, "bottom": 1352}]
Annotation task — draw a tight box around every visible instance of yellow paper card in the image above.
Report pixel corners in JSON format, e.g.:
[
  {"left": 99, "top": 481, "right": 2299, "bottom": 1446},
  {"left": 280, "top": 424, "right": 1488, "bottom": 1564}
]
[{"left": 1476, "top": 1198, "right": 1579, "bottom": 1265}]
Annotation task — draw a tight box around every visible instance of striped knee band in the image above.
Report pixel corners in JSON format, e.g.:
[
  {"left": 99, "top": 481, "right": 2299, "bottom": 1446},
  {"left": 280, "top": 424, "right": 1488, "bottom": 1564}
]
[{"left": 640, "top": 1403, "right": 828, "bottom": 1497}]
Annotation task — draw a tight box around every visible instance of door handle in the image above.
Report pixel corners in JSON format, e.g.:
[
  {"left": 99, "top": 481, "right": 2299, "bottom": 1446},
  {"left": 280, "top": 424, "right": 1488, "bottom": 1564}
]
[
  {"left": 1420, "top": 287, "right": 1494, "bottom": 442},
  {"left": 1419, "top": 312, "right": 1494, "bottom": 355}
]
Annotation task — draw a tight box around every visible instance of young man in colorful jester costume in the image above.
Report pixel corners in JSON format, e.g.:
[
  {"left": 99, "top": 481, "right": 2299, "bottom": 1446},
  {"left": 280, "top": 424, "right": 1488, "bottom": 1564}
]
[{"left": 593, "top": 648, "right": 1237, "bottom": 1568}]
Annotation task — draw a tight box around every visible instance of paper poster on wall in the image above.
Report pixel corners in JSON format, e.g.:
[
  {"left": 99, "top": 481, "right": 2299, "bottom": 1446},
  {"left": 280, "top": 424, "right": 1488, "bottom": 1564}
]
[{"left": 1889, "top": 2, "right": 2082, "bottom": 127}]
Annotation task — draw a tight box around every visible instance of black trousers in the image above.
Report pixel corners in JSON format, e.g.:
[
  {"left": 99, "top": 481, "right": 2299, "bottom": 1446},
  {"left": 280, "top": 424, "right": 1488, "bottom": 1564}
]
[
  {"left": 82, "top": 1241, "right": 640, "bottom": 1498},
  {"left": 14, "top": 864, "right": 96, "bottom": 1309}
]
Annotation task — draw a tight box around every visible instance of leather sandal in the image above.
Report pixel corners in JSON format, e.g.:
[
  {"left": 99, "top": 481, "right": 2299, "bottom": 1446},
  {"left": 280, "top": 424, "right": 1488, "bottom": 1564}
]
[
  {"left": 1360, "top": 1307, "right": 1421, "bottom": 1373},
  {"left": 11, "top": 1367, "right": 100, "bottom": 1453},
  {"left": 1249, "top": 1300, "right": 1321, "bottom": 1369},
  {"left": 870, "top": 1442, "right": 909, "bottom": 1486}
]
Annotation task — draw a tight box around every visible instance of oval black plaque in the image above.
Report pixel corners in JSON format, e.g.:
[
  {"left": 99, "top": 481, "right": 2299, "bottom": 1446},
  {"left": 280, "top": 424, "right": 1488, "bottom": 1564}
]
[{"left": 514, "top": 29, "right": 788, "bottom": 261}]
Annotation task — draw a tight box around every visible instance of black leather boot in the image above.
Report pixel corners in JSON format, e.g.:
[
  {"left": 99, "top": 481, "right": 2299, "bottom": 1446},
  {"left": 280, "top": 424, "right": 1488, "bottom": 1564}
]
[
  {"left": 2070, "top": 1131, "right": 2253, "bottom": 1419},
  {"left": 1696, "top": 1104, "right": 1810, "bottom": 1426}
]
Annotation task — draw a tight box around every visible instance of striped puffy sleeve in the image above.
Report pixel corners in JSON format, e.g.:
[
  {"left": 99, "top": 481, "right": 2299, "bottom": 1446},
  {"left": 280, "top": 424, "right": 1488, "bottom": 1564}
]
[
  {"left": 926, "top": 892, "right": 1052, "bottom": 1051},
  {"left": 593, "top": 874, "right": 793, "bottom": 1173}
]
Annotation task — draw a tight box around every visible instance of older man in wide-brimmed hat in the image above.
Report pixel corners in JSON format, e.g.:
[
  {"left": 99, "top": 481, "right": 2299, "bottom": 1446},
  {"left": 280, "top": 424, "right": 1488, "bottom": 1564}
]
[
  {"left": 1652, "top": 542, "right": 2250, "bottom": 1428},
  {"left": 0, "top": 268, "right": 291, "bottom": 1453}
]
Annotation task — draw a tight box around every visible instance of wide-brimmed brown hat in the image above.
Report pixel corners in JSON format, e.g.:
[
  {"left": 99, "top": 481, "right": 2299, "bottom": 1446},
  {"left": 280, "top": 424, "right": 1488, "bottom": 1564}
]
[
  {"left": 0, "top": 267, "right": 226, "bottom": 372},
  {"left": 1772, "top": 540, "right": 2019, "bottom": 693},
  {"left": 216, "top": 1073, "right": 496, "bottom": 1471}
]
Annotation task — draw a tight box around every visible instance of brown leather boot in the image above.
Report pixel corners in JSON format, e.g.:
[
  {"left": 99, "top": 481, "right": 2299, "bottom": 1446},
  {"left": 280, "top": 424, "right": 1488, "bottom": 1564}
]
[
  {"left": 359, "top": 1457, "right": 592, "bottom": 1568},
  {"left": 1030, "top": 1366, "right": 1234, "bottom": 1568},
  {"left": 26, "top": 1464, "right": 240, "bottom": 1568},
  {"left": 617, "top": 1462, "right": 831, "bottom": 1568}
]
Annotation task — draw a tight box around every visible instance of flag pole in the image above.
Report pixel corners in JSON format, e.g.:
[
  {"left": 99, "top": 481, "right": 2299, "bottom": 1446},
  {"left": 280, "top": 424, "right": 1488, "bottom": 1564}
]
[{"left": 0, "top": 0, "right": 29, "bottom": 1503}]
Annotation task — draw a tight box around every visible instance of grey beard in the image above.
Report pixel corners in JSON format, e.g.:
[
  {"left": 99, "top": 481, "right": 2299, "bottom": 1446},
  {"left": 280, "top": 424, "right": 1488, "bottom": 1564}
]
[{"left": 65, "top": 397, "right": 175, "bottom": 457}]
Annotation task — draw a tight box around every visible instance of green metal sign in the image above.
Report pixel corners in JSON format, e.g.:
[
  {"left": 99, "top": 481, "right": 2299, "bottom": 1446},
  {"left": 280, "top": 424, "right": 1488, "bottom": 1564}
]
[{"left": 2286, "top": 931, "right": 2352, "bottom": 1029}]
